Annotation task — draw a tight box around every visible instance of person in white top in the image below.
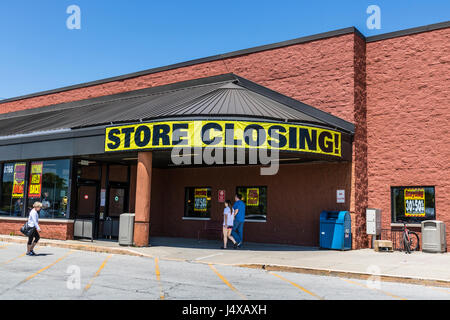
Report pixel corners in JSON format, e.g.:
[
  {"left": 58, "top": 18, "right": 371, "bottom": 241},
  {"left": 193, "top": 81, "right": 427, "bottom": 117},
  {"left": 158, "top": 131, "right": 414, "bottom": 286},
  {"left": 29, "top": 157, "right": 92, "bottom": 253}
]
[
  {"left": 221, "top": 200, "right": 237, "bottom": 249},
  {"left": 26, "top": 202, "right": 42, "bottom": 256}
]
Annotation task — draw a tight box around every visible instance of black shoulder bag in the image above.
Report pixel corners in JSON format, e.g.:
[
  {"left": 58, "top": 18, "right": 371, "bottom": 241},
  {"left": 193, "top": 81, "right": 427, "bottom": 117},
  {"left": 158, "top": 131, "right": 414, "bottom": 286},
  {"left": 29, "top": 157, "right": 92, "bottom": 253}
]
[{"left": 20, "top": 222, "right": 32, "bottom": 237}]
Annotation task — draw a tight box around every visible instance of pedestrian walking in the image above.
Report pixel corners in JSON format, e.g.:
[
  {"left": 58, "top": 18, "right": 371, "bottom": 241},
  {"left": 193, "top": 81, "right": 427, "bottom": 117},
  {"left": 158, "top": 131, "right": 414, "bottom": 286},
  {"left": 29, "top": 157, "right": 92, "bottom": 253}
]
[
  {"left": 221, "top": 200, "right": 237, "bottom": 249},
  {"left": 231, "top": 194, "right": 246, "bottom": 248},
  {"left": 26, "top": 202, "right": 42, "bottom": 256}
]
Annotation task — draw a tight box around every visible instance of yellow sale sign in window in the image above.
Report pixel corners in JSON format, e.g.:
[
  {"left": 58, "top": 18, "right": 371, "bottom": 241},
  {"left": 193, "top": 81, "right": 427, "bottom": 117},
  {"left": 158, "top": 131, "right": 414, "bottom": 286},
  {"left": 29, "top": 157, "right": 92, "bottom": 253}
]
[
  {"left": 28, "top": 162, "right": 43, "bottom": 198},
  {"left": 404, "top": 188, "right": 425, "bottom": 217},
  {"left": 194, "top": 188, "right": 208, "bottom": 212},
  {"left": 246, "top": 188, "right": 259, "bottom": 206}
]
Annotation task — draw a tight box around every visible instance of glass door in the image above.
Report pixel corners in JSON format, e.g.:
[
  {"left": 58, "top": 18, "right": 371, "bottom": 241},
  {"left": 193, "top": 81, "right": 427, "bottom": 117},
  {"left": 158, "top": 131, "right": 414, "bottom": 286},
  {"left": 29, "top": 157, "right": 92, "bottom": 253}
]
[
  {"left": 102, "top": 182, "right": 128, "bottom": 239},
  {"left": 109, "top": 186, "right": 126, "bottom": 217},
  {"left": 76, "top": 182, "right": 100, "bottom": 238}
]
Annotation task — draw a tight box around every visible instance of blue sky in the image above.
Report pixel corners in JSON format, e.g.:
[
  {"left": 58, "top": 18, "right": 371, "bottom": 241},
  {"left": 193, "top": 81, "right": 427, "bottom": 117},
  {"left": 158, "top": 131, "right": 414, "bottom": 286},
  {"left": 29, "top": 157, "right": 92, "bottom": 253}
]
[{"left": 0, "top": 0, "right": 448, "bottom": 99}]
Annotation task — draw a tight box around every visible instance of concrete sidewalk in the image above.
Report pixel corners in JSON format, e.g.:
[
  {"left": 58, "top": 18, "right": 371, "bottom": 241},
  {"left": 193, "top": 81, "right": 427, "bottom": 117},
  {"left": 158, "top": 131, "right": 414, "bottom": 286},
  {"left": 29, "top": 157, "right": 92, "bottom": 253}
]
[{"left": 1, "top": 235, "right": 449, "bottom": 287}]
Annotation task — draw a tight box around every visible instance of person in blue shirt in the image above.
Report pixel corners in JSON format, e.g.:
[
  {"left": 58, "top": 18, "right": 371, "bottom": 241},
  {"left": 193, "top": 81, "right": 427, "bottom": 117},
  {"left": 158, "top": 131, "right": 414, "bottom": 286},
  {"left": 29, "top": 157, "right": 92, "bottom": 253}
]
[{"left": 232, "top": 193, "right": 246, "bottom": 248}]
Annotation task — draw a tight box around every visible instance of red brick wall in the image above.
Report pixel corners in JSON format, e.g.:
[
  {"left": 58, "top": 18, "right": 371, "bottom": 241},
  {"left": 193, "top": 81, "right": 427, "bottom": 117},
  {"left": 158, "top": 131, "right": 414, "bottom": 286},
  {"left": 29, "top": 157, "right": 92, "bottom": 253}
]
[
  {"left": 366, "top": 28, "right": 450, "bottom": 251},
  {"left": 0, "top": 34, "right": 357, "bottom": 124},
  {"left": 0, "top": 219, "right": 74, "bottom": 240},
  {"left": 147, "top": 168, "right": 165, "bottom": 237},
  {"left": 148, "top": 162, "right": 352, "bottom": 247}
]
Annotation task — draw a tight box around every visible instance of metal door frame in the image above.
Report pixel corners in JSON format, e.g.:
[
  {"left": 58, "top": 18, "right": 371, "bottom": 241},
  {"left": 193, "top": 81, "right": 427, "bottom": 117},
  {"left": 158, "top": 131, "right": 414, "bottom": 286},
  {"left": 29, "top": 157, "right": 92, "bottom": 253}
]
[{"left": 75, "top": 179, "right": 101, "bottom": 239}]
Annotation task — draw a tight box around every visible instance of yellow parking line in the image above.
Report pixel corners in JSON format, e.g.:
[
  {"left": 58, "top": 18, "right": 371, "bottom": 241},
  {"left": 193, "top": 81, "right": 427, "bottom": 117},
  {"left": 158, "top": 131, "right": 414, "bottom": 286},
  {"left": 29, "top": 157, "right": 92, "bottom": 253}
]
[
  {"left": 0, "top": 244, "right": 9, "bottom": 249},
  {"left": 428, "top": 286, "right": 450, "bottom": 295},
  {"left": 1, "top": 253, "right": 26, "bottom": 265},
  {"left": 269, "top": 272, "right": 324, "bottom": 300},
  {"left": 155, "top": 257, "right": 165, "bottom": 300},
  {"left": 84, "top": 254, "right": 113, "bottom": 292},
  {"left": 340, "top": 278, "right": 407, "bottom": 300},
  {"left": 208, "top": 264, "right": 247, "bottom": 300},
  {"left": 21, "top": 250, "right": 74, "bottom": 284}
]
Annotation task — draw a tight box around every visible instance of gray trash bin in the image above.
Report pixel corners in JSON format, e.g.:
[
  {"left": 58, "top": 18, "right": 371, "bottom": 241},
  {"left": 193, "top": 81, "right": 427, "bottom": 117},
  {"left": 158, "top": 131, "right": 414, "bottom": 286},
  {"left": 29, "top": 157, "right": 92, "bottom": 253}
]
[
  {"left": 421, "top": 220, "right": 447, "bottom": 253},
  {"left": 74, "top": 218, "right": 94, "bottom": 241},
  {"left": 119, "top": 213, "right": 135, "bottom": 246}
]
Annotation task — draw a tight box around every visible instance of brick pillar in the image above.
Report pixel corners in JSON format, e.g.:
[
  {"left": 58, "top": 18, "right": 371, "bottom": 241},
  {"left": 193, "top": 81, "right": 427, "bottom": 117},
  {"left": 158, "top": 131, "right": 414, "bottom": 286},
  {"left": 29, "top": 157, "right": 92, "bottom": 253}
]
[
  {"left": 134, "top": 151, "right": 152, "bottom": 247},
  {"left": 351, "top": 33, "right": 369, "bottom": 249}
]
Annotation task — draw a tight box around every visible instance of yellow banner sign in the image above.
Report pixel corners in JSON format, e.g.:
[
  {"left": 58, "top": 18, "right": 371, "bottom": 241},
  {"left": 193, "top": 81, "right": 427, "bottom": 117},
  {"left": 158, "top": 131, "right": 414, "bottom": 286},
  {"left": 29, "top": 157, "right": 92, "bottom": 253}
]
[{"left": 105, "top": 120, "right": 342, "bottom": 157}]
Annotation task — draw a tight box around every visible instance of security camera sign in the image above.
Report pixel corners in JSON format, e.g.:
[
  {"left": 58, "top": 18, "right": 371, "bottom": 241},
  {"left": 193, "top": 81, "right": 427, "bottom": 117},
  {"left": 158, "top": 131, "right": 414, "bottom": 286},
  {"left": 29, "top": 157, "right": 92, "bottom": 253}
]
[
  {"left": 218, "top": 190, "right": 225, "bottom": 203},
  {"left": 404, "top": 188, "right": 425, "bottom": 217}
]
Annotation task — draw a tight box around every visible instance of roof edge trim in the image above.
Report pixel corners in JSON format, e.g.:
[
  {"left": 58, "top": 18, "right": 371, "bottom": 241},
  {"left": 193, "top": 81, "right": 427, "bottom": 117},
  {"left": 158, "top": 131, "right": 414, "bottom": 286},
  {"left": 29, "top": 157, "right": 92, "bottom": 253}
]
[
  {"left": 1, "top": 27, "right": 358, "bottom": 105},
  {"left": 366, "top": 20, "right": 450, "bottom": 43},
  {"left": 0, "top": 74, "right": 238, "bottom": 120},
  {"left": 1, "top": 20, "right": 447, "bottom": 105}
]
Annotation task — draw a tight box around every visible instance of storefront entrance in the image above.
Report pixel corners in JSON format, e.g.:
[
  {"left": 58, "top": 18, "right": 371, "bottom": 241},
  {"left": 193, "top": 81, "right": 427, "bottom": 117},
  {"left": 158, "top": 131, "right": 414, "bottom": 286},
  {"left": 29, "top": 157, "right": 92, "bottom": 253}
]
[
  {"left": 74, "top": 159, "right": 132, "bottom": 240},
  {"left": 0, "top": 74, "right": 355, "bottom": 246}
]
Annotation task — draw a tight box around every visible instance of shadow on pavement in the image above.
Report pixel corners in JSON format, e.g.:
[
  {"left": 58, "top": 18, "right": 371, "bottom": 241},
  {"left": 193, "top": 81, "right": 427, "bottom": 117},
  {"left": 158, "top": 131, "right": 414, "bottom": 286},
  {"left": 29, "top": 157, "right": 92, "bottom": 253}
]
[{"left": 148, "top": 237, "right": 319, "bottom": 252}]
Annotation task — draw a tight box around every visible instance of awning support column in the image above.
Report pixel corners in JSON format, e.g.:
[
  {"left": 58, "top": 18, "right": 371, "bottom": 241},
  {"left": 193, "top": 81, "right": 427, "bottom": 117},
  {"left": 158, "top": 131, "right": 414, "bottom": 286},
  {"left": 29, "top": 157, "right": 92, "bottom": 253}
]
[{"left": 134, "top": 151, "right": 152, "bottom": 246}]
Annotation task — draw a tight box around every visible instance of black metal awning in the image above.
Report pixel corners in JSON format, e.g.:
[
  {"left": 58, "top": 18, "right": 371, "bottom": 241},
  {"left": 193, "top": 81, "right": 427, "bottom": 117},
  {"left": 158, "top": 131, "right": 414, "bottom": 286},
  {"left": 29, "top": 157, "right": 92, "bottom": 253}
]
[{"left": 0, "top": 74, "right": 354, "bottom": 162}]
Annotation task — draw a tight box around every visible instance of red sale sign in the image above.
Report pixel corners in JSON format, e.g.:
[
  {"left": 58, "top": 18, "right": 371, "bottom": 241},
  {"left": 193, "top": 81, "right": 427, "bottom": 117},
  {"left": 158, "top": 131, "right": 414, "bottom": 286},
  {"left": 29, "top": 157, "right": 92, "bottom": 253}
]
[
  {"left": 218, "top": 190, "right": 225, "bottom": 203},
  {"left": 12, "top": 163, "right": 26, "bottom": 198}
]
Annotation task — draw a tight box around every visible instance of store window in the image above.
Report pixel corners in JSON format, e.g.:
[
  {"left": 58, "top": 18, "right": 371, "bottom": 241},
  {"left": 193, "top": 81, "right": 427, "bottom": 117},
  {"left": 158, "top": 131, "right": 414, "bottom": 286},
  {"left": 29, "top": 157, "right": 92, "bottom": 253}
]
[
  {"left": 391, "top": 186, "right": 435, "bottom": 223},
  {"left": 184, "top": 187, "right": 211, "bottom": 218},
  {"left": 236, "top": 186, "right": 267, "bottom": 221},
  {"left": 1, "top": 162, "right": 26, "bottom": 216},
  {"left": 26, "top": 159, "right": 71, "bottom": 219}
]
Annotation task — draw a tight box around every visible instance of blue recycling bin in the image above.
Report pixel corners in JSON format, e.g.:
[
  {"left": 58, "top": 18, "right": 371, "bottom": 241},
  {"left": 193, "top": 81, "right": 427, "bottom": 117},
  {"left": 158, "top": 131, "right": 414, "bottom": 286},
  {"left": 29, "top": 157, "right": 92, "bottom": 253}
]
[{"left": 319, "top": 211, "right": 352, "bottom": 250}]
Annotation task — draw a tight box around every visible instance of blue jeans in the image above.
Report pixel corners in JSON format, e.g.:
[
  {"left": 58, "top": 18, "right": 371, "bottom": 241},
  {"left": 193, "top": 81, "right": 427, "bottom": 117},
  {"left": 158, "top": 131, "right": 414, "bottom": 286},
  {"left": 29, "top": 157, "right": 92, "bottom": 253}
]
[{"left": 232, "top": 221, "right": 244, "bottom": 244}]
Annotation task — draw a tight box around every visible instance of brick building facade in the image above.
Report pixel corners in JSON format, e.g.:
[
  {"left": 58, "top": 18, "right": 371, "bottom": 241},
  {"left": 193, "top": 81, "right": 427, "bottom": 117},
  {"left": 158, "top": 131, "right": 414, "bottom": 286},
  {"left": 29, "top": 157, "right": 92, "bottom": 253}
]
[{"left": 0, "top": 21, "right": 448, "bottom": 250}]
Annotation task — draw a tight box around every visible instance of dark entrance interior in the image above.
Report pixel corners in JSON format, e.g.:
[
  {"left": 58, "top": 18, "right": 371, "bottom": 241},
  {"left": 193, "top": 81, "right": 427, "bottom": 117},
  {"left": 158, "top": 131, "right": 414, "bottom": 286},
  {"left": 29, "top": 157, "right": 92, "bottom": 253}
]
[{"left": 73, "top": 158, "right": 132, "bottom": 240}]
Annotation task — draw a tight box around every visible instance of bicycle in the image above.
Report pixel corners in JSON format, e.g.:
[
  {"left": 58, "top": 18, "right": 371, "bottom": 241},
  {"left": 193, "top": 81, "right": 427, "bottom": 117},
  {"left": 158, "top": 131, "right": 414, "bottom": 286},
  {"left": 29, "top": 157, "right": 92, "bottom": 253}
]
[{"left": 400, "top": 220, "right": 420, "bottom": 253}]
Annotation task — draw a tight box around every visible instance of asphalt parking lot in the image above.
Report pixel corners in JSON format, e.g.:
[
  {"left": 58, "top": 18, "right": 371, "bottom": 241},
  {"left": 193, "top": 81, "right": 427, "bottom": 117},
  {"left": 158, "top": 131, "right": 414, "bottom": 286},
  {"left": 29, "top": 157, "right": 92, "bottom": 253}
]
[{"left": 1, "top": 241, "right": 449, "bottom": 300}]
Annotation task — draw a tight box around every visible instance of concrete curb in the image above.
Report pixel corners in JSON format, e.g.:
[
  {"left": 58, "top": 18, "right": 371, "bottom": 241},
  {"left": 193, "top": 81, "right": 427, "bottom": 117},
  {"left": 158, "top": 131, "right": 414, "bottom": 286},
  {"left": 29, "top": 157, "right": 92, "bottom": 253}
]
[
  {"left": 2, "top": 235, "right": 450, "bottom": 288},
  {"left": 0, "top": 236, "right": 146, "bottom": 258},
  {"left": 238, "top": 263, "right": 450, "bottom": 289}
]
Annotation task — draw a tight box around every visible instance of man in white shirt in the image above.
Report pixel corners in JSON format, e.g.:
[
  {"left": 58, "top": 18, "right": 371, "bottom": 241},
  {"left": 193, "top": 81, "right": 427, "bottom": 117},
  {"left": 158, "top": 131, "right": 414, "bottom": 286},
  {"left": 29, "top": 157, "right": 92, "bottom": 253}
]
[{"left": 26, "top": 202, "right": 42, "bottom": 256}]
